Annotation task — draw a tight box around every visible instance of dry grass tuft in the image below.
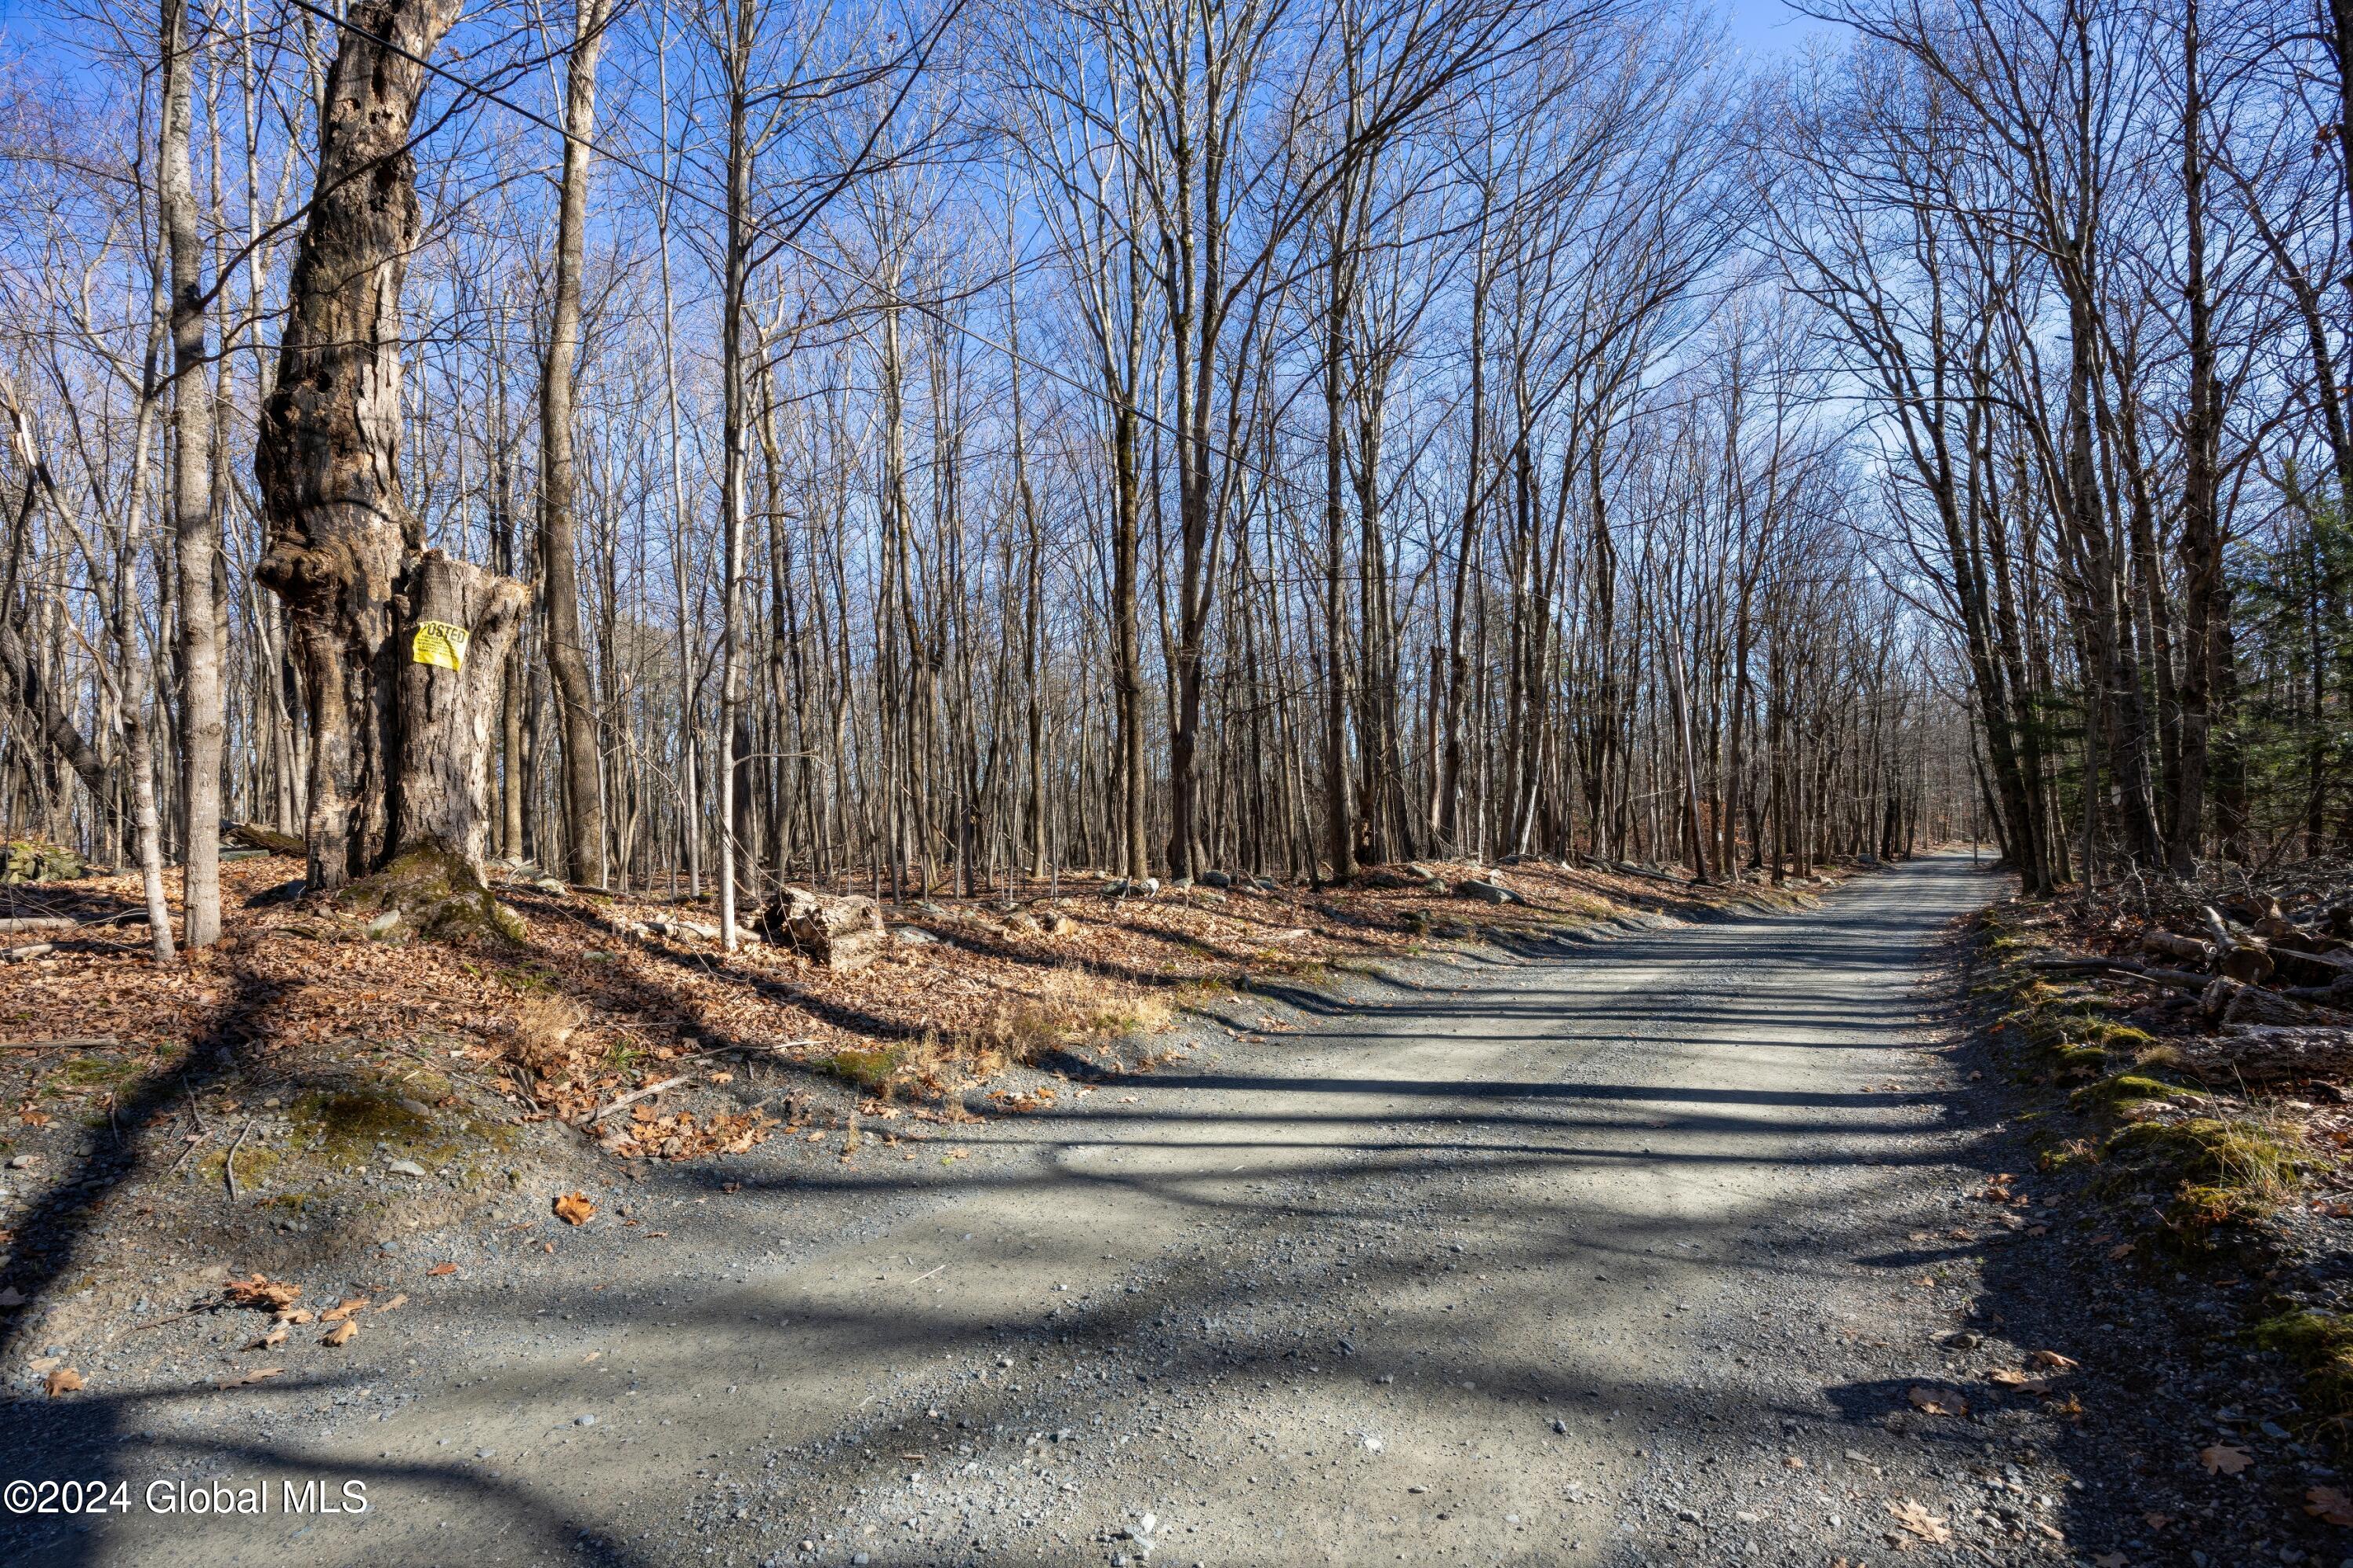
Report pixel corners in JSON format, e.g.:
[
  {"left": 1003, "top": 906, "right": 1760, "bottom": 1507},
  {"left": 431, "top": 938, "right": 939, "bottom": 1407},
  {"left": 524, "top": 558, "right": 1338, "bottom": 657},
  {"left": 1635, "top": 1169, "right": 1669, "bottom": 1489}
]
[{"left": 508, "top": 994, "right": 589, "bottom": 1080}]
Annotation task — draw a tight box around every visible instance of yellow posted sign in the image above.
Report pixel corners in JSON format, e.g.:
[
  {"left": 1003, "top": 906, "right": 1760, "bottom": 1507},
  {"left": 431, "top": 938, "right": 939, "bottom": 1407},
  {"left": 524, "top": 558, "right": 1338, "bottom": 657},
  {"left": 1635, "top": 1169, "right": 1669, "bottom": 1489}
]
[{"left": 411, "top": 620, "right": 469, "bottom": 671}]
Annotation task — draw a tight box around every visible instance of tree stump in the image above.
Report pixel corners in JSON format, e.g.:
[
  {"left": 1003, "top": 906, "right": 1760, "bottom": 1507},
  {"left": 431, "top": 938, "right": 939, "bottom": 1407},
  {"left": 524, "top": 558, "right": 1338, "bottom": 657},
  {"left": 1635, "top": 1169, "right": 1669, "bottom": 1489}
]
[{"left": 762, "top": 888, "right": 886, "bottom": 972}]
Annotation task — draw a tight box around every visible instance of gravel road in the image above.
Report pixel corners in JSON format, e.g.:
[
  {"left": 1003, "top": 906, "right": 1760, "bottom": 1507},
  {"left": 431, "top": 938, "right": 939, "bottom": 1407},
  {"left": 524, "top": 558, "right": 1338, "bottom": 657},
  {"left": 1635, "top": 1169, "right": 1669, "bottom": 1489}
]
[{"left": 8, "top": 853, "right": 2040, "bottom": 1568}]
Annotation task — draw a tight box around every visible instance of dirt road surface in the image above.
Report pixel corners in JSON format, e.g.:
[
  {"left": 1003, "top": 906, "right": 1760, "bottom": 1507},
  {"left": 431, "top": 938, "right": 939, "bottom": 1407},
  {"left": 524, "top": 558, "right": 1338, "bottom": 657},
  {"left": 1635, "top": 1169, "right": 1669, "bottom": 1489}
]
[{"left": 8, "top": 853, "right": 2037, "bottom": 1567}]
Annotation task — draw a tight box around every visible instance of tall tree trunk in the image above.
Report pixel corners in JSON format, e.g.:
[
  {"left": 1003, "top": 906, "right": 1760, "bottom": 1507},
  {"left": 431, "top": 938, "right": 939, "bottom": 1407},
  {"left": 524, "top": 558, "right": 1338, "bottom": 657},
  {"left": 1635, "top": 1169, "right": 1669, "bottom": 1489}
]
[
  {"left": 1321, "top": 224, "right": 1356, "bottom": 882},
  {"left": 715, "top": 0, "right": 753, "bottom": 947},
  {"left": 162, "top": 0, "right": 222, "bottom": 946},
  {"left": 539, "top": 0, "right": 613, "bottom": 887},
  {"left": 2169, "top": 0, "right": 2220, "bottom": 877}
]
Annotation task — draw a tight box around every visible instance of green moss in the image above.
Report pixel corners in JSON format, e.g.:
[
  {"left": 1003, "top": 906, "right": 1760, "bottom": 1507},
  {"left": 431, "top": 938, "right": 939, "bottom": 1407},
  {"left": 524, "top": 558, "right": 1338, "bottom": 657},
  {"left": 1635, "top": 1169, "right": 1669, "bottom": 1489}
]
[
  {"left": 2095, "top": 1115, "right": 2301, "bottom": 1241},
  {"left": 338, "top": 847, "right": 526, "bottom": 946},
  {"left": 2080, "top": 1020, "right": 2155, "bottom": 1051},
  {"left": 2047, "top": 1043, "right": 2110, "bottom": 1080},
  {"left": 199, "top": 1144, "right": 285, "bottom": 1184},
  {"left": 2, "top": 839, "right": 86, "bottom": 882},
  {"left": 289, "top": 1088, "right": 433, "bottom": 1159},
  {"left": 2252, "top": 1311, "right": 2353, "bottom": 1444},
  {"left": 816, "top": 1046, "right": 902, "bottom": 1092},
  {"left": 268, "top": 1080, "right": 514, "bottom": 1187},
  {"left": 2070, "top": 1073, "right": 2191, "bottom": 1111},
  {"left": 53, "top": 1054, "right": 142, "bottom": 1090},
  {"left": 2102, "top": 1116, "right": 2297, "bottom": 1188}
]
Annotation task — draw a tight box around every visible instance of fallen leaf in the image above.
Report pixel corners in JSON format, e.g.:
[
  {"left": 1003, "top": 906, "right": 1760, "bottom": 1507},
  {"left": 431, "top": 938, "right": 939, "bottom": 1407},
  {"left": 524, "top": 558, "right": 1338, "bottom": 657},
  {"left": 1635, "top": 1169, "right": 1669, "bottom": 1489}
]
[
  {"left": 2108, "top": 1242, "right": 2135, "bottom": 1261},
  {"left": 2142, "top": 1512, "right": 2172, "bottom": 1530},
  {"left": 2092, "top": 1553, "right": 2127, "bottom": 1567},
  {"left": 1886, "top": 1497, "right": 1951, "bottom": 1544},
  {"left": 320, "top": 1297, "right": 369, "bottom": 1322},
  {"left": 278, "top": 1308, "right": 315, "bottom": 1325},
  {"left": 375, "top": 1293, "right": 407, "bottom": 1313},
  {"left": 44, "top": 1367, "right": 82, "bottom": 1397},
  {"left": 1907, "top": 1385, "right": 1968, "bottom": 1417},
  {"left": 2308, "top": 1485, "right": 2353, "bottom": 1526},
  {"left": 2030, "top": 1349, "right": 2079, "bottom": 1370},
  {"left": 2198, "top": 1443, "right": 2253, "bottom": 1476},
  {"left": 321, "top": 1319, "right": 358, "bottom": 1348},
  {"left": 1989, "top": 1368, "right": 2029, "bottom": 1388},
  {"left": 224, "top": 1273, "right": 301, "bottom": 1312},
  {"left": 245, "top": 1325, "right": 288, "bottom": 1351},
  {"left": 554, "top": 1191, "right": 595, "bottom": 1225},
  {"left": 215, "top": 1367, "right": 282, "bottom": 1389},
  {"left": 427, "top": 1263, "right": 457, "bottom": 1278}
]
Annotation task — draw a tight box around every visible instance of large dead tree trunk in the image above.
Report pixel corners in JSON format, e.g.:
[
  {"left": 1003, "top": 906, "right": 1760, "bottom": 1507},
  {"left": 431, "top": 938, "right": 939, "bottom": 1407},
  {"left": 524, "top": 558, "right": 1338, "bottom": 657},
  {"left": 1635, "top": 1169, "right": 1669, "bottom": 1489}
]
[{"left": 255, "top": 0, "right": 528, "bottom": 928}]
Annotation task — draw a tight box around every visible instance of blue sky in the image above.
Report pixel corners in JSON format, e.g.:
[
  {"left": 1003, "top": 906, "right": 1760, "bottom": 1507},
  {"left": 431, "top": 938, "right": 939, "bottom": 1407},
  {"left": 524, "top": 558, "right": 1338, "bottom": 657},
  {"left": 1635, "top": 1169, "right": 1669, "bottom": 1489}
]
[{"left": 1718, "top": 0, "right": 1842, "bottom": 58}]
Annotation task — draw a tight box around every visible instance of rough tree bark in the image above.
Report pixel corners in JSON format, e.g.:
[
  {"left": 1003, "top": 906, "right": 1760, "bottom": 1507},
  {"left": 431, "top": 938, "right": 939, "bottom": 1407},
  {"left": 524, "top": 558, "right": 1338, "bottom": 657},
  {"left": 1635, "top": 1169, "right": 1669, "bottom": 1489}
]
[
  {"left": 162, "top": 0, "right": 222, "bottom": 948},
  {"left": 539, "top": 0, "right": 613, "bottom": 888},
  {"left": 255, "top": 0, "right": 529, "bottom": 929}
]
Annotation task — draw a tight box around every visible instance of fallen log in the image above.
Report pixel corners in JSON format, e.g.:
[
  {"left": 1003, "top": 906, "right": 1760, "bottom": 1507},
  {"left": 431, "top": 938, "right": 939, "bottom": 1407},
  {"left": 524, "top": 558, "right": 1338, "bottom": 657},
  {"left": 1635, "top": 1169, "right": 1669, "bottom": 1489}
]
[
  {"left": 224, "top": 821, "right": 304, "bottom": 857},
  {"left": 2184, "top": 1025, "right": 2353, "bottom": 1086},
  {"left": 760, "top": 887, "right": 886, "bottom": 972},
  {"left": 2140, "top": 930, "right": 2213, "bottom": 966},
  {"left": 1618, "top": 862, "right": 1697, "bottom": 888},
  {"left": 2271, "top": 945, "right": 2353, "bottom": 988},
  {"left": 0, "top": 910, "right": 152, "bottom": 933},
  {"left": 2205, "top": 905, "right": 2274, "bottom": 984},
  {"left": 2020, "top": 958, "right": 2210, "bottom": 993},
  {"left": 2203, "top": 975, "right": 2319, "bottom": 1028}
]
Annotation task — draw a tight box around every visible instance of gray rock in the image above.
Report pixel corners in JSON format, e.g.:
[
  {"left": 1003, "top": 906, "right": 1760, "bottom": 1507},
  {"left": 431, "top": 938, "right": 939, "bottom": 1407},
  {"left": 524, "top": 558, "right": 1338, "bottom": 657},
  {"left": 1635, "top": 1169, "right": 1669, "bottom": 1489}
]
[
  {"left": 1456, "top": 878, "right": 1518, "bottom": 904},
  {"left": 1198, "top": 870, "right": 1231, "bottom": 889},
  {"left": 385, "top": 1159, "right": 428, "bottom": 1178},
  {"left": 889, "top": 925, "right": 940, "bottom": 946}
]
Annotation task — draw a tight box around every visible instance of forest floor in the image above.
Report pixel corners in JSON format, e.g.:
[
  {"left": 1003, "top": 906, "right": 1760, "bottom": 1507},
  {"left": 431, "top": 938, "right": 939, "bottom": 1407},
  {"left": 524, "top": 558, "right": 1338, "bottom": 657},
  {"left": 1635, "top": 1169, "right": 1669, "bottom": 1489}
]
[{"left": 0, "top": 850, "right": 2344, "bottom": 1566}]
